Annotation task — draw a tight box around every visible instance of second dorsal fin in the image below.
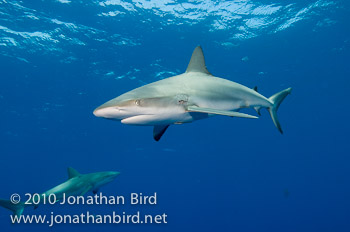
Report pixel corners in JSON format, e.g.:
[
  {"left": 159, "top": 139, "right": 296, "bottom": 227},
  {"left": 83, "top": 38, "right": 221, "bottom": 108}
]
[{"left": 186, "top": 46, "right": 211, "bottom": 75}]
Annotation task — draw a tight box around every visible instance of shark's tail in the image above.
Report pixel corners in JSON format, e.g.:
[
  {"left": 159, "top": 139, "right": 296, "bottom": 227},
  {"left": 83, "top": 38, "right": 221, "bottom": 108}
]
[
  {"left": 0, "top": 198, "right": 25, "bottom": 216},
  {"left": 268, "top": 87, "right": 292, "bottom": 134}
]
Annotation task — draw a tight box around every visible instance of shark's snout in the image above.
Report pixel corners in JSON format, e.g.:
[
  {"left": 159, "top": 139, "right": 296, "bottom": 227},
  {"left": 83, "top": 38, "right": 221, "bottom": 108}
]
[
  {"left": 93, "top": 100, "right": 142, "bottom": 120},
  {"left": 93, "top": 106, "right": 118, "bottom": 118},
  {"left": 104, "top": 171, "right": 120, "bottom": 183},
  {"left": 93, "top": 107, "right": 104, "bottom": 117},
  {"left": 111, "top": 172, "right": 120, "bottom": 178}
]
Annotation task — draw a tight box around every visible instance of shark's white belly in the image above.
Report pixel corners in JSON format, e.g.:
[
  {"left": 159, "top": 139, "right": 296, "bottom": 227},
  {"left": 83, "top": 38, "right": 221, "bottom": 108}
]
[
  {"left": 42, "top": 179, "right": 88, "bottom": 200},
  {"left": 121, "top": 106, "right": 194, "bottom": 125}
]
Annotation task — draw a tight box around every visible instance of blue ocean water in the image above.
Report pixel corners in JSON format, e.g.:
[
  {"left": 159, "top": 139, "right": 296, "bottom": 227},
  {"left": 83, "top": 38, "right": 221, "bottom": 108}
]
[{"left": 0, "top": 0, "right": 349, "bottom": 231}]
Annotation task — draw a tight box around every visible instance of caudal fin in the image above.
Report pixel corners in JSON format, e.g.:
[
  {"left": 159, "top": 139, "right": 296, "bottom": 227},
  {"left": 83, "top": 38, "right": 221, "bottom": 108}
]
[
  {"left": 0, "top": 199, "right": 25, "bottom": 216},
  {"left": 268, "top": 87, "right": 292, "bottom": 134}
]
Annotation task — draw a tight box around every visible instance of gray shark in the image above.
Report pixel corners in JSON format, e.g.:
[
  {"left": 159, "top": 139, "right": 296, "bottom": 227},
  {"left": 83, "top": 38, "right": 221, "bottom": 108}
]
[
  {"left": 0, "top": 167, "right": 120, "bottom": 216},
  {"left": 94, "top": 46, "right": 292, "bottom": 141}
]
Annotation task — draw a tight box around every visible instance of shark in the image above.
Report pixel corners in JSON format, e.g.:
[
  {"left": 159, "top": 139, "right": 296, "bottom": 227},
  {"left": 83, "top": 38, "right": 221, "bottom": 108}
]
[
  {"left": 93, "top": 46, "right": 292, "bottom": 141},
  {"left": 0, "top": 167, "right": 120, "bottom": 216}
]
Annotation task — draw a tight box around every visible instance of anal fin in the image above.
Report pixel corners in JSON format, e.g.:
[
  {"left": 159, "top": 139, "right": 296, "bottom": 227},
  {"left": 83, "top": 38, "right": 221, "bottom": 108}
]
[{"left": 253, "top": 106, "right": 262, "bottom": 116}]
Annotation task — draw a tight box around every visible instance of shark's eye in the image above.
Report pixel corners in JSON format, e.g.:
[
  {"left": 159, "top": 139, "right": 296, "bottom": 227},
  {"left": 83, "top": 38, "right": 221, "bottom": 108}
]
[{"left": 135, "top": 99, "right": 141, "bottom": 106}]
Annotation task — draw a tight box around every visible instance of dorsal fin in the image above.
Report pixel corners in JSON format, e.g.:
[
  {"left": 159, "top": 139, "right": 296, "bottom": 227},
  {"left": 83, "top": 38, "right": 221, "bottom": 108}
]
[
  {"left": 67, "top": 167, "right": 80, "bottom": 179},
  {"left": 186, "top": 46, "right": 211, "bottom": 75}
]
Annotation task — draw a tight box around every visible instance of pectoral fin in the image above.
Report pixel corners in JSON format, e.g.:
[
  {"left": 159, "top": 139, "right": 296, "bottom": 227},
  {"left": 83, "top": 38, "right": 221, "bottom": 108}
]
[
  {"left": 186, "top": 106, "right": 258, "bottom": 119},
  {"left": 153, "top": 125, "right": 170, "bottom": 141}
]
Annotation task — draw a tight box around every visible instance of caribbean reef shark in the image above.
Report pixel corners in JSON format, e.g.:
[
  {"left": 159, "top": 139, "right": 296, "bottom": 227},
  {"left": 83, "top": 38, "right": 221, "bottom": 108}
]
[
  {"left": 0, "top": 168, "right": 120, "bottom": 216},
  {"left": 94, "top": 46, "right": 292, "bottom": 141}
]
